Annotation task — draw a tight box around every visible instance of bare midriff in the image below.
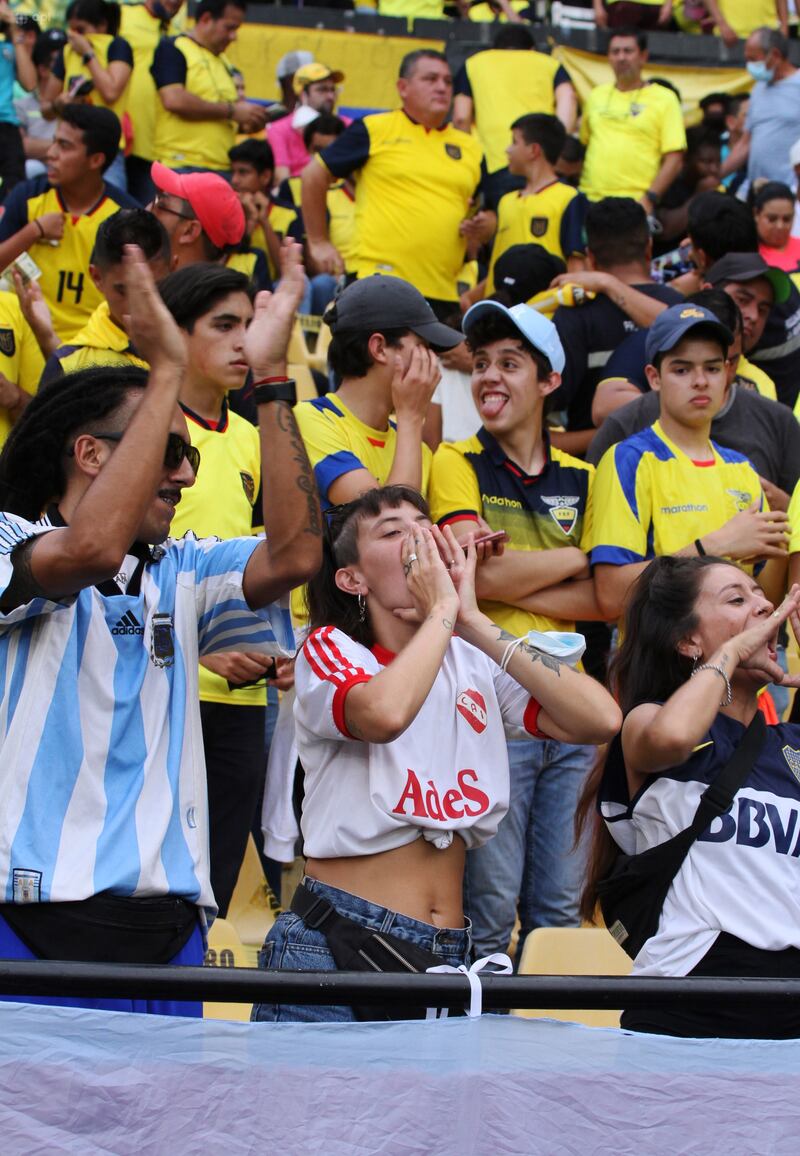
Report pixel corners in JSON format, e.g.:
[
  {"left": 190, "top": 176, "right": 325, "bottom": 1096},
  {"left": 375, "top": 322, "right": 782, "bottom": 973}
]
[{"left": 306, "top": 834, "right": 467, "bottom": 928}]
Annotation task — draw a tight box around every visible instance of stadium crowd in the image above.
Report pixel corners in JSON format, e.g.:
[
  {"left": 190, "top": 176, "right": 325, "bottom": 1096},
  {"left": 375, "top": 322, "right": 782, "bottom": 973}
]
[{"left": 0, "top": 0, "right": 799, "bottom": 1039}]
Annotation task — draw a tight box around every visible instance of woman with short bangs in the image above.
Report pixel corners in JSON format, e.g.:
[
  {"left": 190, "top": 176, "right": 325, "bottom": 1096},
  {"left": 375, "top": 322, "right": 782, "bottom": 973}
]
[
  {"left": 579, "top": 555, "right": 800, "bottom": 1039},
  {"left": 753, "top": 181, "right": 800, "bottom": 275},
  {"left": 253, "top": 485, "right": 621, "bottom": 1023}
]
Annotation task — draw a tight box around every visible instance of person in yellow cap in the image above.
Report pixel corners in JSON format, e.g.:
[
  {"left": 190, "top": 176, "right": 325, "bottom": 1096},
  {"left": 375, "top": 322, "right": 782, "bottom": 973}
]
[{"left": 268, "top": 61, "right": 348, "bottom": 185}]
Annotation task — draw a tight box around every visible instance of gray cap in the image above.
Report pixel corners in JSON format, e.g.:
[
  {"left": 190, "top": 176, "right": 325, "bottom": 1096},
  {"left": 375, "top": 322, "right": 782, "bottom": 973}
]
[
  {"left": 276, "top": 50, "right": 314, "bottom": 80},
  {"left": 323, "top": 276, "right": 463, "bottom": 350}
]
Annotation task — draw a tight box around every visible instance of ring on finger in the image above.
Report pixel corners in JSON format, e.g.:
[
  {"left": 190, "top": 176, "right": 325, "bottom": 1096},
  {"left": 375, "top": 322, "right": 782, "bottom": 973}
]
[{"left": 407, "top": 553, "right": 418, "bottom": 564}]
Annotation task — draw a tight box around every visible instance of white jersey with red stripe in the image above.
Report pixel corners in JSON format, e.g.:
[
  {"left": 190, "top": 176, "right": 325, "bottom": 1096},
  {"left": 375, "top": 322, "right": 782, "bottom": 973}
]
[{"left": 295, "top": 626, "right": 544, "bottom": 858}]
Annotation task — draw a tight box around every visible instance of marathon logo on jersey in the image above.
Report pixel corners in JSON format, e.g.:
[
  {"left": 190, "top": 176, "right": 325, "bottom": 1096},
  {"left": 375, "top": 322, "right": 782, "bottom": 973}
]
[
  {"left": 13, "top": 869, "right": 41, "bottom": 904},
  {"left": 727, "top": 488, "right": 753, "bottom": 511},
  {"left": 445, "top": 143, "right": 462, "bottom": 160},
  {"left": 543, "top": 494, "right": 579, "bottom": 536},
  {"left": 529, "top": 217, "right": 549, "bottom": 239},
  {"left": 0, "top": 329, "right": 15, "bottom": 357},
  {"left": 698, "top": 793, "right": 800, "bottom": 856},
  {"left": 240, "top": 470, "right": 255, "bottom": 504},
  {"left": 112, "top": 610, "right": 145, "bottom": 636},
  {"left": 457, "top": 689, "right": 487, "bottom": 734},
  {"left": 783, "top": 746, "right": 800, "bottom": 786},
  {"left": 393, "top": 768, "right": 490, "bottom": 822}
]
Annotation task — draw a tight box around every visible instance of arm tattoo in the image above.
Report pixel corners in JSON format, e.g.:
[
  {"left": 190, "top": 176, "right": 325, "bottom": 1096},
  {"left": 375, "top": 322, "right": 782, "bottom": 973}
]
[
  {"left": 495, "top": 627, "right": 562, "bottom": 676},
  {"left": 2, "top": 539, "right": 46, "bottom": 609},
  {"left": 274, "top": 402, "right": 322, "bottom": 539}
]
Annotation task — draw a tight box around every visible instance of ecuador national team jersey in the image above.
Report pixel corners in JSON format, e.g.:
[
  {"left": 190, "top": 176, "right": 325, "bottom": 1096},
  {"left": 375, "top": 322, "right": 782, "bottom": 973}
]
[
  {"left": 0, "top": 177, "right": 138, "bottom": 340},
  {"left": 454, "top": 49, "right": 571, "bottom": 175},
  {"left": 590, "top": 420, "right": 764, "bottom": 569},
  {"left": 318, "top": 109, "right": 483, "bottom": 302},
  {"left": 151, "top": 34, "right": 237, "bottom": 171},
  {"left": 294, "top": 393, "right": 433, "bottom": 508},
  {"left": 170, "top": 399, "right": 263, "bottom": 707},
  {"left": 789, "top": 480, "right": 800, "bottom": 556},
  {"left": 53, "top": 33, "right": 133, "bottom": 145},
  {"left": 41, "top": 300, "right": 148, "bottom": 385},
  {"left": 429, "top": 427, "right": 594, "bottom": 637},
  {"left": 0, "top": 292, "right": 44, "bottom": 448},
  {"left": 487, "top": 181, "right": 587, "bottom": 292},
  {"left": 580, "top": 82, "right": 687, "bottom": 202},
  {"left": 120, "top": 2, "right": 181, "bottom": 161}
]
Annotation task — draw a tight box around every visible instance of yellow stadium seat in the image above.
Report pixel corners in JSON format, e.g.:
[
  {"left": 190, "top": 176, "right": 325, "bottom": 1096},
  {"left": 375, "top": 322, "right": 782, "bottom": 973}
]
[
  {"left": 513, "top": 926, "right": 632, "bottom": 1028},
  {"left": 288, "top": 322, "right": 310, "bottom": 367},
  {"left": 203, "top": 917, "right": 260, "bottom": 1022},
  {"left": 290, "top": 362, "right": 318, "bottom": 404},
  {"left": 308, "top": 320, "right": 332, "bottom": 375}
]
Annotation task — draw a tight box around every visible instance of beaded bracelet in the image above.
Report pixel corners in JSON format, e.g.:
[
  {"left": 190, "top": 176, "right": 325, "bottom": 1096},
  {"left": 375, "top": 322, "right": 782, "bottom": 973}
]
[{"left": 691, "top": 662, "right": 733, "bottom": 707}]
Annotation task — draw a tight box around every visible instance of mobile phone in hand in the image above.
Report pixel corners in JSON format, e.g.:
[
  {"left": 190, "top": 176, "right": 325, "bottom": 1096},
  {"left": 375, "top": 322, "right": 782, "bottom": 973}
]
[{"left": 464, "top": 530, "right": 508, "bottom": 553}]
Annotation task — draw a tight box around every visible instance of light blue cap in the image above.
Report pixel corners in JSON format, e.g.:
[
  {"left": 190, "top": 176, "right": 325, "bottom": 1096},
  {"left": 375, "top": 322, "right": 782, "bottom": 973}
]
[{"left": 462, "top": 300, "right": 566, "bottom": 375}]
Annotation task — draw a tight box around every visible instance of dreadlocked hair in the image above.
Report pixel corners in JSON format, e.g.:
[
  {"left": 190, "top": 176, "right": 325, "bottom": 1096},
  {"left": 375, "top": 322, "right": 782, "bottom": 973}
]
[{"left": 0, "top": 365, "right": 149, "bottom": 520}]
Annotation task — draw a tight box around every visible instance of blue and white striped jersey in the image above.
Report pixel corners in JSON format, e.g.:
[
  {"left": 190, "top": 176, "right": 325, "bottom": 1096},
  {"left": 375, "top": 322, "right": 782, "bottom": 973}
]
[{"left": 0, "top": 512, "right": 294, "bottom": 918}]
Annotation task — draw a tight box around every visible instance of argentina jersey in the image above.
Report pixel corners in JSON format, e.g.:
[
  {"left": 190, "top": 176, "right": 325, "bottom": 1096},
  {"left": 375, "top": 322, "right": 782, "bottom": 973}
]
[
  {"left": 0, "top": 512, "right": 293, "bottom": 917},
  {"left": 601, "top": 714, "right": 800, "bottom": 978}
]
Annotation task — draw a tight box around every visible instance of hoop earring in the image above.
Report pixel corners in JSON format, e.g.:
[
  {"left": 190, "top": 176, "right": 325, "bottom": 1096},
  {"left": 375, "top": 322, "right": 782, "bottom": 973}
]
[{"left": 357, "top": 592, "right": 367, "bottom": 622}]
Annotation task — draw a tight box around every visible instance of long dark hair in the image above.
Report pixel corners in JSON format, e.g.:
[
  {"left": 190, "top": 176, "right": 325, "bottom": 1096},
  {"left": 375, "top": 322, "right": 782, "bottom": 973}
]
[
  {"left": 306, "top": 485, "right": 430, "bottom": 648},
  {"left": 576, "top": 554, "right": 734, "bottom": 922}
]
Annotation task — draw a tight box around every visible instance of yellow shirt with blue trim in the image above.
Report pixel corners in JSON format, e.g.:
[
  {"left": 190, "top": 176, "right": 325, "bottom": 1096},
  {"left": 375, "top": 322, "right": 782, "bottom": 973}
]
[
  {"left": 0, "top": 176, "right": 138, "bottom": 340},
  {"left": 789, "top": 479, "right": 800, "bottom": 556},
  {"left": 580, "top": 82, "right": 687, "bottom": 202},
  {"left": 170, "top": 399, "right": 264, "bottom": 706},
  {"left": 318, "top": 109, "right": 483, "bottom": 302},
  {"left": 41, "top": 300, "right": 148, "bottom": 384},
  {"left": 151, "top": 34, "right": 237, "bottom": 171},
  {"left": 0, "top": 291, "right": 44, "bottom": 448},
  {"left": 590, "top": 420, "right": 764, "bottom": 571},
  {"left": 120, "top": 2, "right": 180, "bottom": 161},
  {"left": 454, "top": 48, "right": 572, "bottom": 175},
  {"left": 53, "top": 33, "right": 133, "bottom": 151},
  {"left": 429, "top": 427, "right": 594, "bottom": 636},
  {"left": 487, "top": 181, "right": 587, "bottom": 292}
]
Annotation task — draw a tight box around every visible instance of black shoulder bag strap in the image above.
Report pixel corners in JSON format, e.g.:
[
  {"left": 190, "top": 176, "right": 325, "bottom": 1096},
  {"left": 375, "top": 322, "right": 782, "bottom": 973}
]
[{"left": 684, "top": 709, "right": 767, "bottom": 839}]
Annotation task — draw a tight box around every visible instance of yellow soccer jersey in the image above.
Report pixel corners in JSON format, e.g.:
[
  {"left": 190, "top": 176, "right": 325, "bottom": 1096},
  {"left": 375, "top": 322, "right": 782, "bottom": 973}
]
[
  {"left": 715, "top": 0, "right": 779, "bottom": 37},
  {"left": 151, "top": 34, "right": 237, "bottom": 171},
  {"left": 328, "top": 182, "right": 357, "bottom": 272},
  {"left": 737, "top": 354, "right": 777, "bottom": 401},
  {"left": 487, "top": 181, "right": 587, "bottom": 292},
  {"left": 580, "top": 82, "right": 687, "bottom": 203},
  {"left": 42, "top": 300, "right": 148, "bottom": 383},
  {"left": 456, "top": 49, "right": 569, "bottom": 175},
  {"left": 120, "top": 2, "right": 181, "bottom": 162},
  {"left": 0, "top": 291, "right": 44, "bottom": 448},
  {"left": 171, "top": 400, "right": 264, "bottom": 706},
  {"left": 590, "top": 420, "right": 764, "bottom": 572},
  {"left": 318, "top": 109, "right": 483, "bottom": 302},
  {"left": 0, "top": 177, "right": 138, "bottom": 340},
  {"left": 789, "top": 479, "right": 800, "bottom": 556},
  {"left": 429, "top": 428, "right": 594, "bottom": 637},
  {"left": 56, "top": 33, "right": 132, "bottom": 146}
]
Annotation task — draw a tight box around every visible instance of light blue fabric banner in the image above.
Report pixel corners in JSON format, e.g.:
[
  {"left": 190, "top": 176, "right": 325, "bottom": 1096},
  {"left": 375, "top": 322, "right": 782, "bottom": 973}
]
[{"left": 1, "top": 1002, "right": 799, "bottom": 1153}]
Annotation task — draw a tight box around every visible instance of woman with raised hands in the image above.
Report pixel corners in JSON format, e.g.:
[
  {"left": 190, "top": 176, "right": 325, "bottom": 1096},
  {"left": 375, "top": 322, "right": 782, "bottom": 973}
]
[
  {"left": 252, "top": 484, "right": 621, "bottom": 1023},
  {"left": 579, "top": 555, "right": 800, "bottom": 1039}
]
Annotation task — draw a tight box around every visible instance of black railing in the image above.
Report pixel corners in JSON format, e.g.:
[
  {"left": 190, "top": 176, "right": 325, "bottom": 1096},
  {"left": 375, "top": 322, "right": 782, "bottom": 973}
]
[{"left": 0, "top": 961, "right": 799, "bottom": 1010}]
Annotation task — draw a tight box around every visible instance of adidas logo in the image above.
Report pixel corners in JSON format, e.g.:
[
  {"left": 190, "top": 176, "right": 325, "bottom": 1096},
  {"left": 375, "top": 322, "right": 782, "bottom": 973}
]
[{"left": 112, "top": 610, "right": 144, "bottom": 636}]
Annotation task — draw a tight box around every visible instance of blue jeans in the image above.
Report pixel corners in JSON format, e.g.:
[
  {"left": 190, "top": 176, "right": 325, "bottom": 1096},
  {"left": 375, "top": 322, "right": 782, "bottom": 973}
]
[
  {"left": 464, "top": 738, "right": 595, "bottom": 963},
  {"left": 251, "top": 876, "right": 471, "bottom": 1023}
]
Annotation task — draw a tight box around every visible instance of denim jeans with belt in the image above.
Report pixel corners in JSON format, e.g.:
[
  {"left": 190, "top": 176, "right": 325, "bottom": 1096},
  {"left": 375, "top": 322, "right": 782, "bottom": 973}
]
[
  {"left": 464, "top": 738, "right": 595, "bottom": 964},
  {"left": 251, "top": 875, "right": 472, "bottom": 1023}
]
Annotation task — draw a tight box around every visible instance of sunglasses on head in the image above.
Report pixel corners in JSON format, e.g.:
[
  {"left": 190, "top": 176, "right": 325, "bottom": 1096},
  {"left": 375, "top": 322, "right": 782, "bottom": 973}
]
[{"left": 75, "top": 431, "right": 201, "bottom": 476}]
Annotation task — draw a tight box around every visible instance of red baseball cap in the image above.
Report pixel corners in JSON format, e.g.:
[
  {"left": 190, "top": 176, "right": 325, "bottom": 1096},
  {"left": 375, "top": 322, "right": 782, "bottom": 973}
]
[{"left": 150, "top": 162, "right": 245, "bottom": 249}]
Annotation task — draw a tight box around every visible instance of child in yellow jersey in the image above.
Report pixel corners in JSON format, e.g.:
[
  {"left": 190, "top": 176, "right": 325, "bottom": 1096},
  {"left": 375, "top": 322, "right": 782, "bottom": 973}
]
[
  {"left": 591, "top": 304, "right": 791, "bottom": 621},
  {"left": 0, "top": 291, "right": 44, "bottom": 448},
  {"left": 487, "top": 114, "right": 587, "bottom": 293},
  {"left": 41, "top": 207, "right": 171, "bottom": 384},
  {"left": 159, "top": 261, "right": 276, "bottom": 918},
  {"left": 229, "top": 138, "right": 299, "bottom": 285}
]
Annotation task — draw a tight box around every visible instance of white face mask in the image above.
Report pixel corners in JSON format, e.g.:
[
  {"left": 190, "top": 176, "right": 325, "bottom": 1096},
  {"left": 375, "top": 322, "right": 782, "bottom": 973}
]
[{"left": 747, "top": 60, "right": 775, "bottom": 83}]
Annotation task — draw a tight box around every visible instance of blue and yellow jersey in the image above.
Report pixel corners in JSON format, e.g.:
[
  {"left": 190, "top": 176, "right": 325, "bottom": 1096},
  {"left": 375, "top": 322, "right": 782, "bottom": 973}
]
[
  {"left": 454, "top": 49, "right": 571, "bottom": 175},
  {"left": 487, "top": 181, "right": 586, "bottom": 291},
  {"left": 789, "top": 479, "right": 800, "bottom": 556},
  {"left": 226, "top": 247, "right": 271, "bottom": 291},
  {"left": 295, "top": 393, "right": 432, "bottom": 509},
  {"left": 53, "top": 33, "right": 133, "bottom": 149},
  {"left": 590, "top": 420, "right": 764, "bottom": 570},
  {"left": 429, "top": 427, "right": 593, "bottom": 636},
  {"left": 120, "top": 2, "right": 181, "bottom": 162},
  {"left": 0, "top": 291, "right": 44, "bottom": 448},
  {"left": 251, "top": 200, "right": 298, "bottom": 282},
  {"left": 318, "top": 108, "right": 483, "bottom": 302},
  {"left": 151, "top": 34, "right": 237, "bottom": 171},
  {"left": 170, "top": 398, "right": 264, "bottom": 707},
  {"left": 41, "top": 300, "right": 148, "bottom": 384},
  {"left": 0, "top": 177, "right": 138, "bottom": 340}
]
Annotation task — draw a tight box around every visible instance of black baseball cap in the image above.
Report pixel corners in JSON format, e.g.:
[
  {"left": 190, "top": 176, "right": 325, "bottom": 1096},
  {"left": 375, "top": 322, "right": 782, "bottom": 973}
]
[
  {"left": 323, "top": 275, "right": 463, "bottom": 350},
  {"left": 706, "top": 252, "right": 791, "bottom": 305},
  {"left": 492, "top": 244, "right": 566, "bottom": 306}
]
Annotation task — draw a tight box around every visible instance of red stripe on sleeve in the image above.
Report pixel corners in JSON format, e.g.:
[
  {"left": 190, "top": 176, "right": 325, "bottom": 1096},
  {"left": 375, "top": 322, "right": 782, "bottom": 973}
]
[
  {"left": 523, "top": 697, "right": 548, "bottom": 739},
  {"left": 332, "top": 674, "right": 373, "bottom": 738}
]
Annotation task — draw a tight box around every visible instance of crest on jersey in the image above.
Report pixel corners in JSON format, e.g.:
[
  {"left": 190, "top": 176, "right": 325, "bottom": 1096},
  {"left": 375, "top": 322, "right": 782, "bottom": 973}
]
[
  {"left": 783, "top": 745, "right": 800, "bottom": 785},
  {"left": 240, "top": 471, "right": 255, "bottom": 504},
  {"left": 457, "top": 689, "right": 487, "bottom": 734},
  {"left": 726, "top": 488, "right": 753, "bottom": 511},
  {"left": 445, "top": 143, "right": 462, "bottom": 160},
  {"left": 542, "top": 494, "right": 580, "bottom": 536},
  {"left": 529, "top": 217, "right": 549, "bottom": 238},
  {"left": 0, "top": 329, "right": 15, "bottom": 357}
]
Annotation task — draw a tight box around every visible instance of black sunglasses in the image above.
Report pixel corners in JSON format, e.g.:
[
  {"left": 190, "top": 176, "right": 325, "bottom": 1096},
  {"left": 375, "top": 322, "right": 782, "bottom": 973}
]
[{"left": 78, "top": 431, "right": 201, "bottom": 476}]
